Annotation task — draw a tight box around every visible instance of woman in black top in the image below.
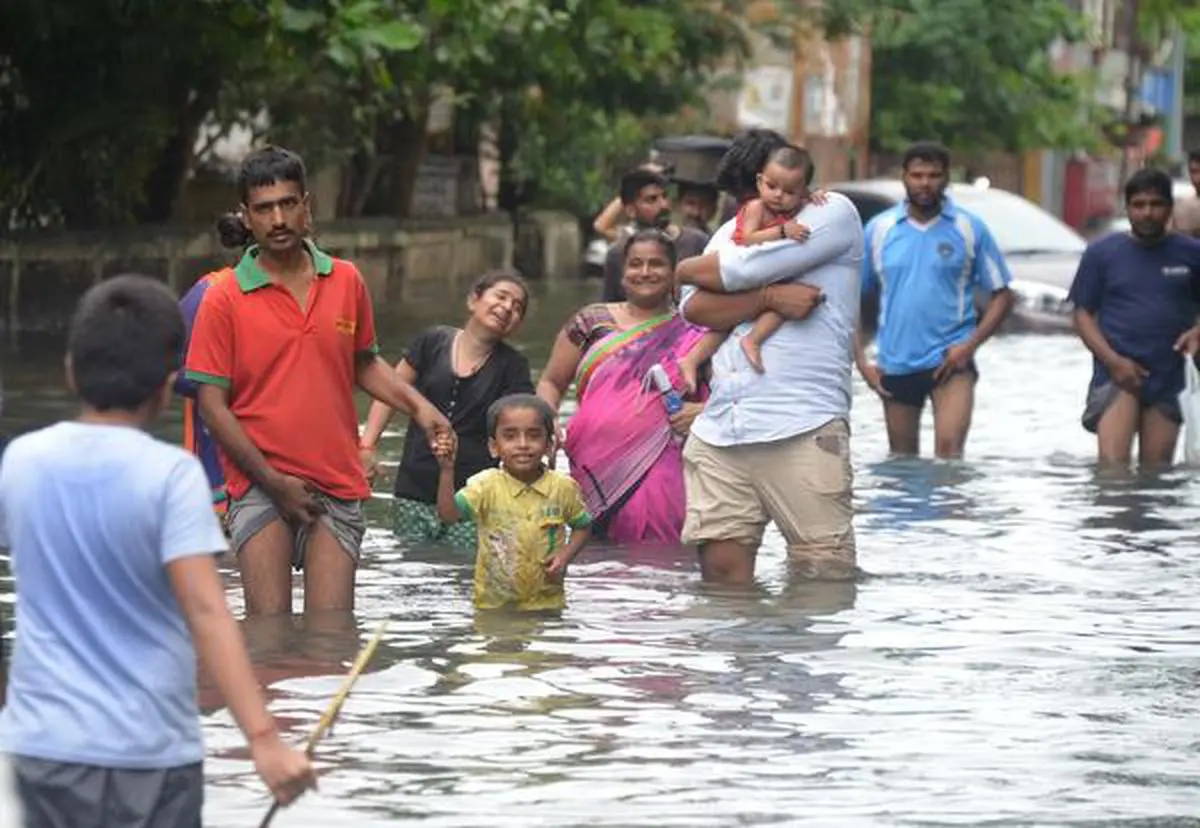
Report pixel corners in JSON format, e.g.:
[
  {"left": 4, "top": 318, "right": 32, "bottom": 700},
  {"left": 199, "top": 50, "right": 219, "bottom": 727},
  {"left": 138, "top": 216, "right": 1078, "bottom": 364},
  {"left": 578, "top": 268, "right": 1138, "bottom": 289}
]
[{"left": 360, "top": 270, "right": 534, "bottom": 548}]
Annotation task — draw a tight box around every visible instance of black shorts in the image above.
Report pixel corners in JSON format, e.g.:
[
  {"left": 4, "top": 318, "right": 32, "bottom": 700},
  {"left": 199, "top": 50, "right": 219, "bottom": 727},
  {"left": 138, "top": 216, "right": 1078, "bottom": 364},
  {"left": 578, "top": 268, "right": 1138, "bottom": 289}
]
[
  {"left": 879, "top": 361, "right": 979, "bottom": 410},
  {"left": 12, "top": 756, "right": 203, "bottom": 828}
]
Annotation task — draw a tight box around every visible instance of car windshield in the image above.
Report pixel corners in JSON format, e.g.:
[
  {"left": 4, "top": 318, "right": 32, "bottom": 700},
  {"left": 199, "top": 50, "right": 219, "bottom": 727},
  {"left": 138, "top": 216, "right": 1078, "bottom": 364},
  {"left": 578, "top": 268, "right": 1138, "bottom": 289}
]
[{"left": 950, "top": 189, "right": 1086, "bottom": 256}]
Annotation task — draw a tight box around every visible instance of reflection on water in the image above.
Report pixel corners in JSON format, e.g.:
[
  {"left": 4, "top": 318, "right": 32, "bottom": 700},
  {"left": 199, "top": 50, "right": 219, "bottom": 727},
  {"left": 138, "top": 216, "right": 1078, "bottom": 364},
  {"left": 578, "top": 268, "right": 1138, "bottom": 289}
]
[{"left": 4, "top": 282, "right": 1200, "bottom": 823}]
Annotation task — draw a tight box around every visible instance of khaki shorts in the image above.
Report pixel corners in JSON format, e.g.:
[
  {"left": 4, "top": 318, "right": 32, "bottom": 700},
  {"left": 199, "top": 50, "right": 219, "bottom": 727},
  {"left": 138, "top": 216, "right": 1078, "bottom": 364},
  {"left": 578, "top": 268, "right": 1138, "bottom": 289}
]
[
  {"left": 226, "top": 485, "right": 366, "bottom": 571},
  {"left": 682, "top": 418, "right": 855, "bottom": 579}
]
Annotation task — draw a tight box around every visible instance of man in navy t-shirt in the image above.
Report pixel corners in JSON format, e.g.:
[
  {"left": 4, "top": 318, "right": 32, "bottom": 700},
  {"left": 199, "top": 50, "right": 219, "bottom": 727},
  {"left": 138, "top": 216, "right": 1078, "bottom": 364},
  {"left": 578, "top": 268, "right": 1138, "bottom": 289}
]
[{"left": 1068, "top": 167, "right": 1200, "bottom": 467}]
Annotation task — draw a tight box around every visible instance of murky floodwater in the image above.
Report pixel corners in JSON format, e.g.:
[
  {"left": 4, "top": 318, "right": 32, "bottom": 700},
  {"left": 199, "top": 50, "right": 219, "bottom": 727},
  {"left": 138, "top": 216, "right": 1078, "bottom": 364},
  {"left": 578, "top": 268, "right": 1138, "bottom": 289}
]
[{"left": 4, "top": 279, "right": 1200, "bottom": 825}]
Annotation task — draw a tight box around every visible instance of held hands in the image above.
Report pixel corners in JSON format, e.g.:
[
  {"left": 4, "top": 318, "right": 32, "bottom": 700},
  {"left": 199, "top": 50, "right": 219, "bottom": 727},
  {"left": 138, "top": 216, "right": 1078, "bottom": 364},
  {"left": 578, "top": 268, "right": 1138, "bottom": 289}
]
[
  {"left": 415, "top": 402, "right": 452, "bottom": 449},
  {"left": 433, "top": 431, "right": 458, "bottom": 469},
  {"left": 359, "top": 444, "right": 379, "bottom": 485}
]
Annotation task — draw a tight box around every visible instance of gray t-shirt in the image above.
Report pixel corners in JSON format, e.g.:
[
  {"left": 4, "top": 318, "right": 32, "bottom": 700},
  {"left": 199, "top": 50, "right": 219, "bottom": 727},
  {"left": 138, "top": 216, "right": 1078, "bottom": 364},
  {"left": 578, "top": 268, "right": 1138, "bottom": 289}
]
[{"left": 602, "top": 225, "right": 710, "bottom": 302}]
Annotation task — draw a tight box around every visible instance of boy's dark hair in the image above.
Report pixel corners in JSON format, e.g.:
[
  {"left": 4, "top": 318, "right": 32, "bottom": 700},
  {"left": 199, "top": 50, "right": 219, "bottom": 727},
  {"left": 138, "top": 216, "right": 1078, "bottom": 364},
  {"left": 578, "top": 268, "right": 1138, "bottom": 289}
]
[
  {"left": 1124, "top": 167, "right": 1174, "bottom": 205},
  {"left": 486, "top": 393, "right": 556, "bottom": 439},
  {"left": 215, "top": 145, "right": 309, "bottom": 249},
  {"left": 716, "top": 128, "right": 789, "bottom": 201},
  {"left": 67, "top": 275, "right": 185, "bottom": 412},
  {"left": 620, "top": 169, "right": 669, "bottom": 205},
  {"left": 764, "top": 144, "right": 815, "bottom": 185},
  {"left": 902, "top": 141, "right": 951, "bottom": 171},
  {"left": 622, "top": 228, "right": 679, "bottom": 269},
  {"left": 470, "top": 268, "right": 529, "bottom": 316},
  {"left": 1188, "top": 150, "right": 1200, "bottom": 165}
]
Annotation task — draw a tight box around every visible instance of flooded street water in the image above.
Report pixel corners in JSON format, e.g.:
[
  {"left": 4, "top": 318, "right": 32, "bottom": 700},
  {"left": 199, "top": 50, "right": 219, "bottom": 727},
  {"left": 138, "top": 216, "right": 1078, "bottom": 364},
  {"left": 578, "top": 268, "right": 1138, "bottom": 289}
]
[{"left": 4, "top": 279, "right": 1200, "bottom": 825}]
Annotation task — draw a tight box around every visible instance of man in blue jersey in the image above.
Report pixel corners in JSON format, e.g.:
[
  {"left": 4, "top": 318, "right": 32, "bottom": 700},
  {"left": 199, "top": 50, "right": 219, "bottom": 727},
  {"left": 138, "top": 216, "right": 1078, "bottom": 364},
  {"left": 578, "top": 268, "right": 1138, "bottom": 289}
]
[
  {"left": 1068, "top": 168, "right": 1200, "bottom": 468},
  {"left": 855, "top": 142, "right": 1014, "bottom": 459}
]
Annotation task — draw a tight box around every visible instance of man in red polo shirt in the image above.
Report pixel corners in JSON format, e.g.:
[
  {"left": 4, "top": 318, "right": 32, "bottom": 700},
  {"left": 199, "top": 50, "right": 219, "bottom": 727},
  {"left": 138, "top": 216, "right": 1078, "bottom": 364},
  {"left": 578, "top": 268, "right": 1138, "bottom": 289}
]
[{"left": 186, "top": 145, "right": 451, "bottom": 616}]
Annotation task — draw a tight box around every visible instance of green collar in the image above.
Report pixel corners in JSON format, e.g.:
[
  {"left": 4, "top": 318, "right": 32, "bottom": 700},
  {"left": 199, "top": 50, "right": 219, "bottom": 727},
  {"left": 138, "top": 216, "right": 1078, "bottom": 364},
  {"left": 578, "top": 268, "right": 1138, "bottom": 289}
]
[{"left": 234, "top": 239, "right": 333, "bottom": 292}]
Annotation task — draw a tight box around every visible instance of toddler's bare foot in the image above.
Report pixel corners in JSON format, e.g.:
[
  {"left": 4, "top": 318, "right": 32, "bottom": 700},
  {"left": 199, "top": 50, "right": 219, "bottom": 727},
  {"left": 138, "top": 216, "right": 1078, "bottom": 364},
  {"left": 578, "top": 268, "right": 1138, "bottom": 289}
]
[{"left": 741, "top": 338, "right": 765, "bottom": 373}]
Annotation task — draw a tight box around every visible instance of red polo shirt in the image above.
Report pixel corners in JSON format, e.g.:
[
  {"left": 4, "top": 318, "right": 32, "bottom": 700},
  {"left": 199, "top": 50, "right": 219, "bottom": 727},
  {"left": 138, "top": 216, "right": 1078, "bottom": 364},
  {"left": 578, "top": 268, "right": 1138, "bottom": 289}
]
[{"left": 184, "top": 241, "right": 379, "bottom": 502}]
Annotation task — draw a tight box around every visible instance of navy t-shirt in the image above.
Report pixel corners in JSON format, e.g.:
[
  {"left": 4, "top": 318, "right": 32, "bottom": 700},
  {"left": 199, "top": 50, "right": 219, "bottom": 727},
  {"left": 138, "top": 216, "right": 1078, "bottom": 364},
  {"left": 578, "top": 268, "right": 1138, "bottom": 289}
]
[
  {"left": 392, "top": 326, "right": 535, "bottom": 503},
  {"left": 1067, "top": 232, "right": 1200, "bottom": 400}
]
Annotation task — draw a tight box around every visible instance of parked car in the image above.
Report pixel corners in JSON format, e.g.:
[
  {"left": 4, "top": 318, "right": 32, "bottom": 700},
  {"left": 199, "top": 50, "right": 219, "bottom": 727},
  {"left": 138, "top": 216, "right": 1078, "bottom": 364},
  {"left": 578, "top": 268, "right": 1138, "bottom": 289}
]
[{"left": 830, "top": 179, "right": 1083, "bottom": 334}]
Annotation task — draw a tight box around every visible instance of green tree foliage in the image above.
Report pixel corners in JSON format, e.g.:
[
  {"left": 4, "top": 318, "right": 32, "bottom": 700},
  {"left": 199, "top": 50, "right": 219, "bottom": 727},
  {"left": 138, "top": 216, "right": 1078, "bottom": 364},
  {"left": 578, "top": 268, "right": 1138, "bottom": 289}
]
[
  {"left": 867, "top": 0, "right": 1104, "bottom": 154},
  {"left": 0, "top": 0, "right": 418, "bottom": 229}
]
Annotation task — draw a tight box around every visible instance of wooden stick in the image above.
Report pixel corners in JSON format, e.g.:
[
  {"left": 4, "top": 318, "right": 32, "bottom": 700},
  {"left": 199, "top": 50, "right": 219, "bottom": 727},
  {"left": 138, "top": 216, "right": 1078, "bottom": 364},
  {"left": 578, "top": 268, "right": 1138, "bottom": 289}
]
[{"left": 257, "top": 620, "right": 389, "bottom": 828}]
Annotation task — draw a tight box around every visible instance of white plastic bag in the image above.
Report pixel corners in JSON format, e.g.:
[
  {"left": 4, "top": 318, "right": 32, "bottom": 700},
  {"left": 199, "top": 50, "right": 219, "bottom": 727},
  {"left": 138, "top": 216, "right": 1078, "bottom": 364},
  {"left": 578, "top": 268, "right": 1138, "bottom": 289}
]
[{"left": 1179, "top": 358, "right": 1200, "bottom": 466}]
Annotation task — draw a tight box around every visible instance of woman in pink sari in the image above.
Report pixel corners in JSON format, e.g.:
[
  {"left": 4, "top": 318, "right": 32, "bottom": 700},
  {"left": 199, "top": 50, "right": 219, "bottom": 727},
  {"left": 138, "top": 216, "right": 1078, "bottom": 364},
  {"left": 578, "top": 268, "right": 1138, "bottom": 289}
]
[{"left": 538, "top": 229, "right": 707, "bottom": 544}]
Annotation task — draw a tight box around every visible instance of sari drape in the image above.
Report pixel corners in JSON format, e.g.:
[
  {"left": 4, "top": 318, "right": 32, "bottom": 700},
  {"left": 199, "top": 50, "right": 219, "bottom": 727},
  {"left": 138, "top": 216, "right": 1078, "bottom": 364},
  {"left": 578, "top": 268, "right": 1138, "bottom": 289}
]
[{"left": 564, "top": 313, "right": 706, "bottom": 544}]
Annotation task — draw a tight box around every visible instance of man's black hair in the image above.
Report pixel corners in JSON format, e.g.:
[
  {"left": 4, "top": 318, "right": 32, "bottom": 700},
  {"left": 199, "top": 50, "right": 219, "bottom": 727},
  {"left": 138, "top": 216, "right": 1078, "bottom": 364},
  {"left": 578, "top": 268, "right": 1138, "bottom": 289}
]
[
  {"left": 67, "top": 274, "right": 185, "bottom": 411},
  {"left": 764, "top": 144, "right": 815, "bottom": 185},
  {"left": 715, "top": 129, "right": 789, "bottom": 201},
  {"left": 620, "top": 169, "right": 669, "bottom": 205},
  {"left": 215, "top": 145, "right": 309, "bottom": 249},
  {"left": 1187, "top": 149, "right": 1200, "bottom": 166},
  {"left": 1124, "top": 167, "right": 1174, "bottom": 206},
  {"left": 902, "top": 141, "right": 952, "bottom": 171},
  {"left": 487, "top": 393, "right": 556, "bottom": 439}
]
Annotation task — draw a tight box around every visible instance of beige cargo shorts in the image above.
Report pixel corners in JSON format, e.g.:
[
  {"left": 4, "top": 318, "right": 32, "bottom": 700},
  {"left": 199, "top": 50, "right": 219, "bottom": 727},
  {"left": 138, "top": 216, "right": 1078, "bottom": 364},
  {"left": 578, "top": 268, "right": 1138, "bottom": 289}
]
[{"left": 681, "top": 417, "right": 856, "bottom": 580}]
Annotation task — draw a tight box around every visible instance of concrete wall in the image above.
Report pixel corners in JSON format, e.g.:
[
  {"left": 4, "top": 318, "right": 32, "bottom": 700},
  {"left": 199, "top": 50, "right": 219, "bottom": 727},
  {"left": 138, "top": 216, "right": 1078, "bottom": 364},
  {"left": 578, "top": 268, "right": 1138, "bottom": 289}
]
[{"left": 0, "top": 211, "right": 579, "bottom": 335}]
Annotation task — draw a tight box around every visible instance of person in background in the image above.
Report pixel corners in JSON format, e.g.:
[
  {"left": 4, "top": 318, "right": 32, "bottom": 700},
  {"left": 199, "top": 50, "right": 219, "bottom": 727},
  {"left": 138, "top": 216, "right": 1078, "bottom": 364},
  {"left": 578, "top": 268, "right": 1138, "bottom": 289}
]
[
  {"left": 185, "top": 145, "right": 451, "bottom": 616},
  {"left": 1170, "top": 150, "right": 1200, "bottom": 238},
  {"left": 600, "top": 168, "right": 709, "bottom": 302},
  {"left": 360, "top": 270, "right": 534, "bottom": 549},
  {"left": 592, "top": 161, "right": 667, "bottom": 243},
  {"left": 1069, "top": 167, "right": 1200, "bottom": 468},
  {"left": 855, "top": 141, "right": 1014, "bottom": 459},
  {"left": 0, "top": 275, "right": 314, "bottom": 825},
  {"left": 176, "top": 266, "right": 230, "bottom": 516},
  {"left": 436, "top": 394, "right": 592, "bottom": 612},
  {"left": 677, "top": 182, "right": 720, "bottom": 235}
]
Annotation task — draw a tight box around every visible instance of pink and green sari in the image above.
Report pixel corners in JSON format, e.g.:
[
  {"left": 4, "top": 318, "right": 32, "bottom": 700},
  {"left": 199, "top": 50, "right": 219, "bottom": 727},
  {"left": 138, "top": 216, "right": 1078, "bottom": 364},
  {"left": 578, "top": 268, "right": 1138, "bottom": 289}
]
[{"left": 563, "top": 310, "right": 707, "bottom": 545}]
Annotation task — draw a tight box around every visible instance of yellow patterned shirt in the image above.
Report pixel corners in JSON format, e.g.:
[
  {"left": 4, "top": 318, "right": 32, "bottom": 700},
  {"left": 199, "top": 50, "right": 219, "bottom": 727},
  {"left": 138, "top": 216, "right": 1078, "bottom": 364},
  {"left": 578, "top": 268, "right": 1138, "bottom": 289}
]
[{"left": 454, "top": 467, "right": 592, "bottom": 611}]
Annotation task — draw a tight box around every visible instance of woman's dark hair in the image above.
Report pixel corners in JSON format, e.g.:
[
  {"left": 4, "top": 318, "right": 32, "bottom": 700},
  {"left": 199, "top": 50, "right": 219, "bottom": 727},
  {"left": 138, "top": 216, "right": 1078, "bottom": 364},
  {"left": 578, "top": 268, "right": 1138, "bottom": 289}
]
[
  {"left": 470, "top": 268, "right": 530, "bottom": 316},
  {"left": 486, "top": 393, "right": 556, "bottom": 438},
  {"left": 67, "top": 274, "right": 185, "bottom": 411},
  {"left": 715, "top": 129, "right": 789, "bottom": 201},
  {"left": 622, "top": 228, "right": 679, "bottom": 269},
  {"left": 214, "top": 145, "right": 309, "bottom": 250},
  {"left": 902, "top": 141, "right": 951, "bottom": 171},
  {"left": 1124, "top": 167, "right": 1173, "bottom": 206}
]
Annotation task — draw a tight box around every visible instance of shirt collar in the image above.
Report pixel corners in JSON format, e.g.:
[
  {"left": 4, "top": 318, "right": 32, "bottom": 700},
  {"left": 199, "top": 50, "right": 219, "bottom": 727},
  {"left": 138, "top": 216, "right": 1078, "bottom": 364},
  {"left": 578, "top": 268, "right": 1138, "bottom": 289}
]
[
  {"left": 234, "top": 239, "right": 333, "bottom": 293},
  {"left": 499, "top": 467, "right": 553, "bottom": 498}
]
